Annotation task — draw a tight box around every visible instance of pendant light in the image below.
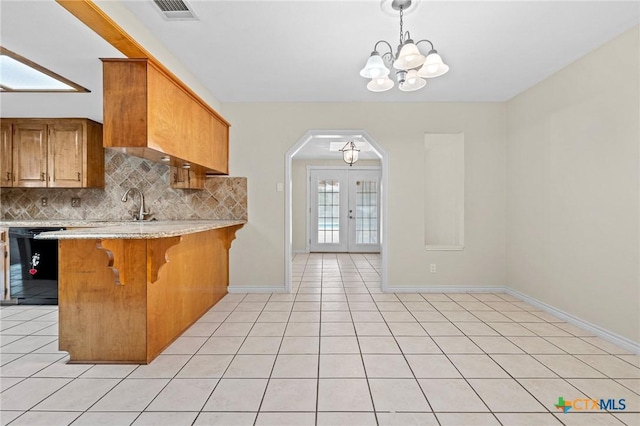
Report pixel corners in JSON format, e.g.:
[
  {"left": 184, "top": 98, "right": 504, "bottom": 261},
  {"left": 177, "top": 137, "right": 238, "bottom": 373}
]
[{"left": 340, "top": 141, "right": 360, "bottom": 166}]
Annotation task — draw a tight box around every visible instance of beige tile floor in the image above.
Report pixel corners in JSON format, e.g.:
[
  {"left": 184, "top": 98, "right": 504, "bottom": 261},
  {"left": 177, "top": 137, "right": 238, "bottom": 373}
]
[{"left": 0, "top": 253, "right": 639, "bottom": 425}]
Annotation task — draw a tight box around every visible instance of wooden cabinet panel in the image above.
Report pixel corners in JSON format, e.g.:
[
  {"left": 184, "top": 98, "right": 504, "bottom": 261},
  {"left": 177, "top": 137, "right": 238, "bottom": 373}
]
[
  {"left": 103, "top": 59, "right": 230, "bottom": 178},
  {"left": 102, "top": 60, "right": 148, "bottom": 149},
  {"left": 0, "top": 228, "right": 8, "bottom": 302},
  {"left": 84, "top": 119, "right": 105, "bottom": 188},
  {"left": 59, "top": 239, "right": 148, "bottom": 363},
  {"left": 0, "top": 124, "right": 12, "bottom": 187},
  {"left": 13, "top": 122, "right": 47, "bottom": 188},
  {"left": 146, "top": 64, "right": 229, "bottom": 174},
  {"left": 0, "top": 118, "right": 104, "bottom": 188}
]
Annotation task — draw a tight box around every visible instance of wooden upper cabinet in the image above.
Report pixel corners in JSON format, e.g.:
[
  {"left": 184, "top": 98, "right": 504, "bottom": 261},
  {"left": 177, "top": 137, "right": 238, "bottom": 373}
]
[
  {"left": 48, "top": 121, "right": 84, "bottom": 188},
  {"left": 0, "top": 124, "right": 12, "bottom": 187},
  {"left": 170, "top": 166, "right": 205, "bottom": 190},
  {"left": 0, "top": 118, "right": 104, "bottom": 188},
  {"left": 13, "top": 122, "right": 48, "bottom": 188},
  {"left": 102, "top": 59, "right": 230, "bottom": 177},
  {"left": 47, "top": 120, "right": 104, "bottom": 188}
]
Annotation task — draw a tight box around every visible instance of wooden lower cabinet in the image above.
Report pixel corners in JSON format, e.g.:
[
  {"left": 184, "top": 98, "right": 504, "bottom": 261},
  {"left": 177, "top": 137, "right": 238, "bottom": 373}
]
[{"left": 58, "top": 226, "right": 242, "bottom": 364}]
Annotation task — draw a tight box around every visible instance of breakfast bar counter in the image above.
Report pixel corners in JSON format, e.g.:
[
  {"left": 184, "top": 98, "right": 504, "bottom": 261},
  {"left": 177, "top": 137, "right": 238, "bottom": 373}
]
[
  {"left": 14, "top": 220, "right": 246, "bottom": 364},
  {"left": 34, "top": 219, "right": 246, "bottom": 240}
]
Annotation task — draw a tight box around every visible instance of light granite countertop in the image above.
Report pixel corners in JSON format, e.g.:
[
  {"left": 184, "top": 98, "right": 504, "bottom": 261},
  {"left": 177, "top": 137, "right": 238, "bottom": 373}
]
[{"left": 0, "top": 220, "right": 246, "bottom": 240}]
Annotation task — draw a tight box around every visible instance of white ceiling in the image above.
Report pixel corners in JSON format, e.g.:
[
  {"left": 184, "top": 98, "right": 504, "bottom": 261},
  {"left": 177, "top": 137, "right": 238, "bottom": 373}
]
[
  {"left": 0, "top": 1, "right": 638, "bottom": 159},
  {"left": 119, "top": 0, "right": 640, "bottom": 102}
]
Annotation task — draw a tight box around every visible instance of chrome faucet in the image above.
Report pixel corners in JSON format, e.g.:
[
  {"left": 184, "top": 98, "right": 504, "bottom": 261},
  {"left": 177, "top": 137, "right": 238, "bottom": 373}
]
[{"left": 121, "top": 188, "right": 150, "bottom": 221}]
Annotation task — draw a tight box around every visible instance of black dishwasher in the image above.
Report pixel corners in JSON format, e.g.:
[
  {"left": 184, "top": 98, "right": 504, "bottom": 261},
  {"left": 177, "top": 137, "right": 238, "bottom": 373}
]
[{"left": 8, "top": 227, "right": 63, "bottom": 305}]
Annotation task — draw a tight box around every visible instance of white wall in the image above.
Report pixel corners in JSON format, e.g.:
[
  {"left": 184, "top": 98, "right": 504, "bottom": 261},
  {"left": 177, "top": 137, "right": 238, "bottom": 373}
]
[
  {"left": 224, "top": 103, "right": 507, "bottom": 290},
  {"left": 506, "top": 26, "right": 640, "bottom": 342},
  {"left": 292, "top": 159, "right": 382, "bottom": 253}
]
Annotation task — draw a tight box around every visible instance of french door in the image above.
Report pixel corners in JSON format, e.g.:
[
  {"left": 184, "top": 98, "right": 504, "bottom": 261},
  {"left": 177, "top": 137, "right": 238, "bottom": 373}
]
[{"left": 309, "top": 168, "right": 381, "bottom": 253}]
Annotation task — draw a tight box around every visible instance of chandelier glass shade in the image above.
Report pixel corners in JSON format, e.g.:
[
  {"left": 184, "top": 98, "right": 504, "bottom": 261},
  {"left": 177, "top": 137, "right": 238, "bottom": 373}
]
[
  {"left": 360, "top": 0, "right": 449, "bottom": 93},
  {"left": 398, "top": 69, "right": 426, "bottom": 92},
  {"left": 418, "top": 50, "right": 449, "bottom": 78},
  {"left": 394, "top": 41, "right": 425, "bottom": 70},
  {"left": 367, "top": 75, "right": 395, "bottom": 92},
  {"left": 359, "top": 53, "right": 390, "bottom": 79}
]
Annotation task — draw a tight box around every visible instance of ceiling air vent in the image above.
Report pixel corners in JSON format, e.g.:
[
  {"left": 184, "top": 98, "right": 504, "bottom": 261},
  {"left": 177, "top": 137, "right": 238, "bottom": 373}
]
[{"left": 153, "top": 0, "right": 198, "bottom": 20}]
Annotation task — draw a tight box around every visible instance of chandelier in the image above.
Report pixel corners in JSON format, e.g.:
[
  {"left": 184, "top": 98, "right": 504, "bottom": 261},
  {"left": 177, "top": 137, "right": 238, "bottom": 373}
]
[{"left": 360, "top": 0, "right": 449, "bottom": 92}]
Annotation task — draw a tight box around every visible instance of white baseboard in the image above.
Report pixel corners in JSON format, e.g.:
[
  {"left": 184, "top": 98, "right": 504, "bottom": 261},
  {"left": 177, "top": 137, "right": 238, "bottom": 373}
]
[
  {"left": 292, "top": 249, "right": 310, "bottom": 255},
  {"left": 505, "top": 288, "right": 640, "bottom": 355},
  {"left": 228, "top": 286, "right": 287, "bottom": 293},
  {"left": 388, "top": 285, "right": 639, "bottom": 354},
  {"left": 388, "top": 286, "right": 506, "bottom": 293}
]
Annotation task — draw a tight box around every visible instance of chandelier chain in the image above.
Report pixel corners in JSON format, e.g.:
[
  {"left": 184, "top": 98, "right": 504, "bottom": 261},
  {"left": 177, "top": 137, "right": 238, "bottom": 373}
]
[{"left": 399, "top": 6, "right": 404, "bottom": 45}]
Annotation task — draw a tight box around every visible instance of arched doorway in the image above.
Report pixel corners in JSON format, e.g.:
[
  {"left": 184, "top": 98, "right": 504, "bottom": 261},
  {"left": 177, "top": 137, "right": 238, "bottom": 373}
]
[{"left": 284, "top": 130, "right": 389, "bottom": 292}]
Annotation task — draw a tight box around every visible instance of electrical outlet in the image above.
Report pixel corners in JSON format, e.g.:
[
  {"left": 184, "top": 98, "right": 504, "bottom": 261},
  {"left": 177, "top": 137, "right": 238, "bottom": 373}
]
[
  {"left": 430, "top": 263, "right": 437, "bottom": 273},
  {"left": 41, "top": 197, "right": 48, "bottom": 207},
  {"left": 71, "top": 198, "right": 81, "bottom": 207}
]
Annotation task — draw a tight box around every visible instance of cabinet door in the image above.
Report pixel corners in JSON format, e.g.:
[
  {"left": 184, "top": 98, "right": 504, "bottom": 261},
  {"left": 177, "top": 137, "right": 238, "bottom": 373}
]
[
  {"left": 13, "top": 122, "right": 47, "bottom": 187},
  {"left": 48, "top": 121, "right": 84, "bottom": 188},
  {"left": 0, "top": 124, "right": 12, "bottom": 187},
  {"left": 170, "top": 166, "right": 205, "bottom": 189}
]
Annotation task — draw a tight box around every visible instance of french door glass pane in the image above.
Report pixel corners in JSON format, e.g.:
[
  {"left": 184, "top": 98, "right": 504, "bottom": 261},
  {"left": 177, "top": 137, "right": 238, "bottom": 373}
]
[
  {"left": 318, "top": 179, "right": 340, "bottom": 243},
  {"left": 355, "top": 180, "right": 378, "bottom": 244}
]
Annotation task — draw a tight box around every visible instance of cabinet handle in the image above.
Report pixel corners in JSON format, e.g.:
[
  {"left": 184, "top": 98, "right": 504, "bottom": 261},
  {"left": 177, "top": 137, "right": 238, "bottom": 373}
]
[
  {"left": 5, "top": 172, "right": 9, "bottom": 181},
  {"left": 41, "top": 172, "right": 45, "bottom": 181},
  {"left": 173, "top": 172, "right": 178, "bottom": 183},
  {"left": 77, "top": 172, "right": 81, "bottom": 181}
]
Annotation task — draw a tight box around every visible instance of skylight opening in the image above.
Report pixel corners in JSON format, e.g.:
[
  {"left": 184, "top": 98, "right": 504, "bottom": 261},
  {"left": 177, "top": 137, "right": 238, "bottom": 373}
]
[{"left": 0, "top": 46, "right": 89, "bottom": 92}]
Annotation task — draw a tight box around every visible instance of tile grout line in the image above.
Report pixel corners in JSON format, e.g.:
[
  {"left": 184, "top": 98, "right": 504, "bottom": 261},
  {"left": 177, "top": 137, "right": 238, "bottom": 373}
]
[
  {"left": 370, "top": 277, "right": 440, "bottom": 425},
  {"left": 345, "top": 253, "right": 380, "bottom": 426}
]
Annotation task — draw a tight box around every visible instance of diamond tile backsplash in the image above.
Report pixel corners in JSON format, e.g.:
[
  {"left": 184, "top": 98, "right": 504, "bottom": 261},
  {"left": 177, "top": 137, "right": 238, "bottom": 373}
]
[{"left": 0, "top": 150, "right": 247, "bottom": 221}]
